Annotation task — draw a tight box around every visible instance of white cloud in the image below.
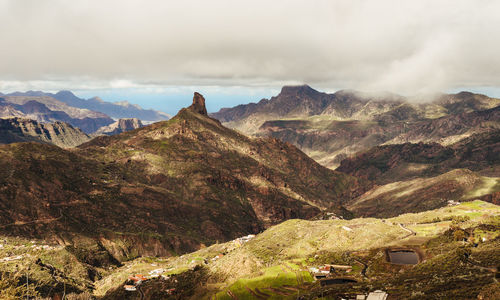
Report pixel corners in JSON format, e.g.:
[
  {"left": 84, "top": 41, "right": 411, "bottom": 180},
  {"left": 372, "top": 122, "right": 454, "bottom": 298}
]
[{"left": 0, "top": 0, "right": 499, "bottom": 95}]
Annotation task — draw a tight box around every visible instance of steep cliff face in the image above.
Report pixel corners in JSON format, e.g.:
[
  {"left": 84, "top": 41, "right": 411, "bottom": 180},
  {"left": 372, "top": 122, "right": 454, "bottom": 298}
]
[
  {"left": 0, "top": 117, "right": 90, "bottom": 147},
  {"left": 95, "top": 118, "right": 144, "bottom": 136},
  {"left": 0, "top": 93, "right": 364, "bottom": 258}
]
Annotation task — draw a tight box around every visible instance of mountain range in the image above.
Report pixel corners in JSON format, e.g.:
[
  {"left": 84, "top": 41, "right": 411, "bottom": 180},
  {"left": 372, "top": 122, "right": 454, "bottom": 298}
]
[
  {"left": 0, "top": 90, "right": 169, "bottom": 134},
  {"left": 50, "top": 90, "right": 170, "bottom": 121},
  {"left": 0, "top": 96, "right": 113, "bottom": 133},
  {"left": 212, "top": 85, "right": 500, "bottom": 168}
]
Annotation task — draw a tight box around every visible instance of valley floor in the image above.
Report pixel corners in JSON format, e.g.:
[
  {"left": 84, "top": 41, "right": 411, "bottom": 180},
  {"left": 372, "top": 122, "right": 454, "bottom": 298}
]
[{"left": 1, "top": 200, "right": 498, "bottom": 299}]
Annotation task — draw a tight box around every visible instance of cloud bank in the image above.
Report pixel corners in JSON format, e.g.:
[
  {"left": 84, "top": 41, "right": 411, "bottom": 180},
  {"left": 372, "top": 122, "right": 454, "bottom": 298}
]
[{"left": 1, "top": 0, "right": 499, "bottom": 94}]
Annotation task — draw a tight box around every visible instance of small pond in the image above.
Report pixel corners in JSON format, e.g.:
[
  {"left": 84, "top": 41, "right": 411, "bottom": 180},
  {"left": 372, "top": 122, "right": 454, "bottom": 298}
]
[
  {"left": 388, "top": 250, "right": 419, "bottom": 265},
  {"left": 320, "top": 278, "right": 357, "bottom": 286}
]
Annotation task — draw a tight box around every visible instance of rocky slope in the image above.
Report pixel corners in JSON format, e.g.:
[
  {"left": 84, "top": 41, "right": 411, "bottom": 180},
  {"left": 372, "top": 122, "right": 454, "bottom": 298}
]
[
  {"left": 337, "top": 130, "right": 500, "bottom": 184},
  {"left": 0, "top": 93, "right": 364, "bottom": 261},
  {"left": 94, "top": 118, "right": 144, "bottom": 136},
  {"left": 0, "top": 117, "right": 90, "bottom": 147},
  {"left": 212, "top": 85, "right": 500, "bottom": 168},
  {"left": 334, "top": 130, "right": 500, "bottom": 217},
  {"left": 346, "top": 169, "right": 499, "bottom": 217},
  {"left": 0, "top": 95, "right": 114, "bottom": 133}
]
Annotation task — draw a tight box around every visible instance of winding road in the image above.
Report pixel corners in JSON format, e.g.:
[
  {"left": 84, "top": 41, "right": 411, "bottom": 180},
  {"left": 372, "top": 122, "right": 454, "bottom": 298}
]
[{"left": 0, "top": 209, "right": 64, "bottom": 229}]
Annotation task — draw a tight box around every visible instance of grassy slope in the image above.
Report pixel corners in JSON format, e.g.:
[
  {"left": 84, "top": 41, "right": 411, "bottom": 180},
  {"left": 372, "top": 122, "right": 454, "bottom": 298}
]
[
  {"left": 346, "top": 169, "right": 500, "bottom": 217},
  {"left": 94, "top": 201, "right": 499, "bottom": 299}
]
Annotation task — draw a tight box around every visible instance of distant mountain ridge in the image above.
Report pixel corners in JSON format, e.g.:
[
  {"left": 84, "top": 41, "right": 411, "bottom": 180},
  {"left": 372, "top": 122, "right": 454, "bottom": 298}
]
[
  {"left": 49, "top": 90, "right": 169, "bottom": 121},
  {"left": 212, "top": 85, "right": 500, "bottom": 168},
  {"left": 213, "top": 85, "right": 500, "bottom": 124},
  {"left": 0, "top": 90, "right": 169, "bottom": 134},
  {"left": 0, "top": 96, "right": 113, "bottom": 133}
]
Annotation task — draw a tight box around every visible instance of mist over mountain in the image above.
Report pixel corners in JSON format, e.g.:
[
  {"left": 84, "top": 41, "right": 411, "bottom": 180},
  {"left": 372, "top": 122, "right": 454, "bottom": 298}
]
[{"left": 0, "top": 89, "right": 498, "bottom": 299}]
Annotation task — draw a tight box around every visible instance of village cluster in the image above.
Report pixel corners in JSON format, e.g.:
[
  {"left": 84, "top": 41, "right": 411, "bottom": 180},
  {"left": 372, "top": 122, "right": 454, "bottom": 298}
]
[
  {"left": 120, "top": 234, "right": 392, "bottom": 298},
  {"left": 308, "top": 263, "right": 353, "bottom": 280},
  {"left": 123, "top": 234, "right": 257, "bottom": 293},
  {"left": 308, "top": 264, "right": 388, "bottom": 300},
  {"left": 123, "top": 267, "right": 176, "bottom": 294},
  {"left": 0, "top": 241, "right": 61, "bottom": 263},
  {"left": 211, "top": 234, "right": 256, "bottom": 262}
]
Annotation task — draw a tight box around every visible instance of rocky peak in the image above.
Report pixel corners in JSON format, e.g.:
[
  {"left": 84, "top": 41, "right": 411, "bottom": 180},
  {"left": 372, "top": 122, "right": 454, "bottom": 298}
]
[
  {"left": 90, "top": 96, "right": 105, "bottom": 103},
  {"left": 55, "top": 90, "right": 77, "bottom": 98},
  {"left": 279, "top": 84, "right": 318, "bottom": 97},
  {"left": 21, "top": 100, "right": 52, "bottom": 113},
  {"left": 117, "top": 118, "right": 142, "bottom": 129},
  {"left": 189, "top": 92, "right": 208, "bottom": 115}
]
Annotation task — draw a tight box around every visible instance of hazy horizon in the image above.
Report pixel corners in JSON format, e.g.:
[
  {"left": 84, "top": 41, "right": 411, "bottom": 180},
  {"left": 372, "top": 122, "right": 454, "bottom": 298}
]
[{"left": 2, "top": 85, "right": 500, "bottom": 116}]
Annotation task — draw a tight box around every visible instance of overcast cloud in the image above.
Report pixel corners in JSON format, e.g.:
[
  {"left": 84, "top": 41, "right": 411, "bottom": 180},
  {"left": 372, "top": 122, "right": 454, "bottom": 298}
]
[{"left": 1, "top": 0, "right": 500, "bottom": 95}]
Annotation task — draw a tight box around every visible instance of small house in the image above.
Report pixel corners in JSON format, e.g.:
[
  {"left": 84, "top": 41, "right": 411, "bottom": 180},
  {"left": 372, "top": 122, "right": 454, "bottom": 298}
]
[
  {"left": 314, "top": 273, "right": 328, "bottom": 280},
  {"left": 326, "top": 264, "right": 353, "bottom": 272},
  {"left": 124, "top": 285, "right": 136, "bottom": 291},
  {"left": 366, "top": 290, "right": 388, "bottom": 300}
]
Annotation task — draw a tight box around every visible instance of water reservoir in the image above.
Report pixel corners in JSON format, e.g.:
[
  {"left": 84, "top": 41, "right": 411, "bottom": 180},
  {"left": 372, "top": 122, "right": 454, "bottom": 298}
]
[{"left": 387, "top": 250, "right": 419, "bottom": 265}]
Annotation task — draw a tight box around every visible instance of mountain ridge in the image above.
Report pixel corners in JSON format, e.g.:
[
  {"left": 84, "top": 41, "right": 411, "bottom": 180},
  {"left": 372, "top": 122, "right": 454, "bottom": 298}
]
[
  {"left": 50, "top": 90, "right": 169, "bottom": 121},
  {"left": 0, "top": 96, "right": 114, "bottom": 133}
]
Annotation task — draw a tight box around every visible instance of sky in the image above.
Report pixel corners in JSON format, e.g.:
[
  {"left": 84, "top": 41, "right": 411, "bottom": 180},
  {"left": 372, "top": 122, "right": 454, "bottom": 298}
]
[{"left": 1, "top": 0, "right": 500, "bottom": 114}]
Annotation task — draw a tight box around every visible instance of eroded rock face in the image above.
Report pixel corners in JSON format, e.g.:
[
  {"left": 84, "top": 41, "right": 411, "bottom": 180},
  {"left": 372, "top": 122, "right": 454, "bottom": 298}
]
[
  {"left": 0, "top": 117, "right": 90, "bottom": 147},
  {"left": 189, "top": 92, "right": 208, "bottom": 115},
  {"left": 95, "top": 118, "right": 144, "bottom": 135}
]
